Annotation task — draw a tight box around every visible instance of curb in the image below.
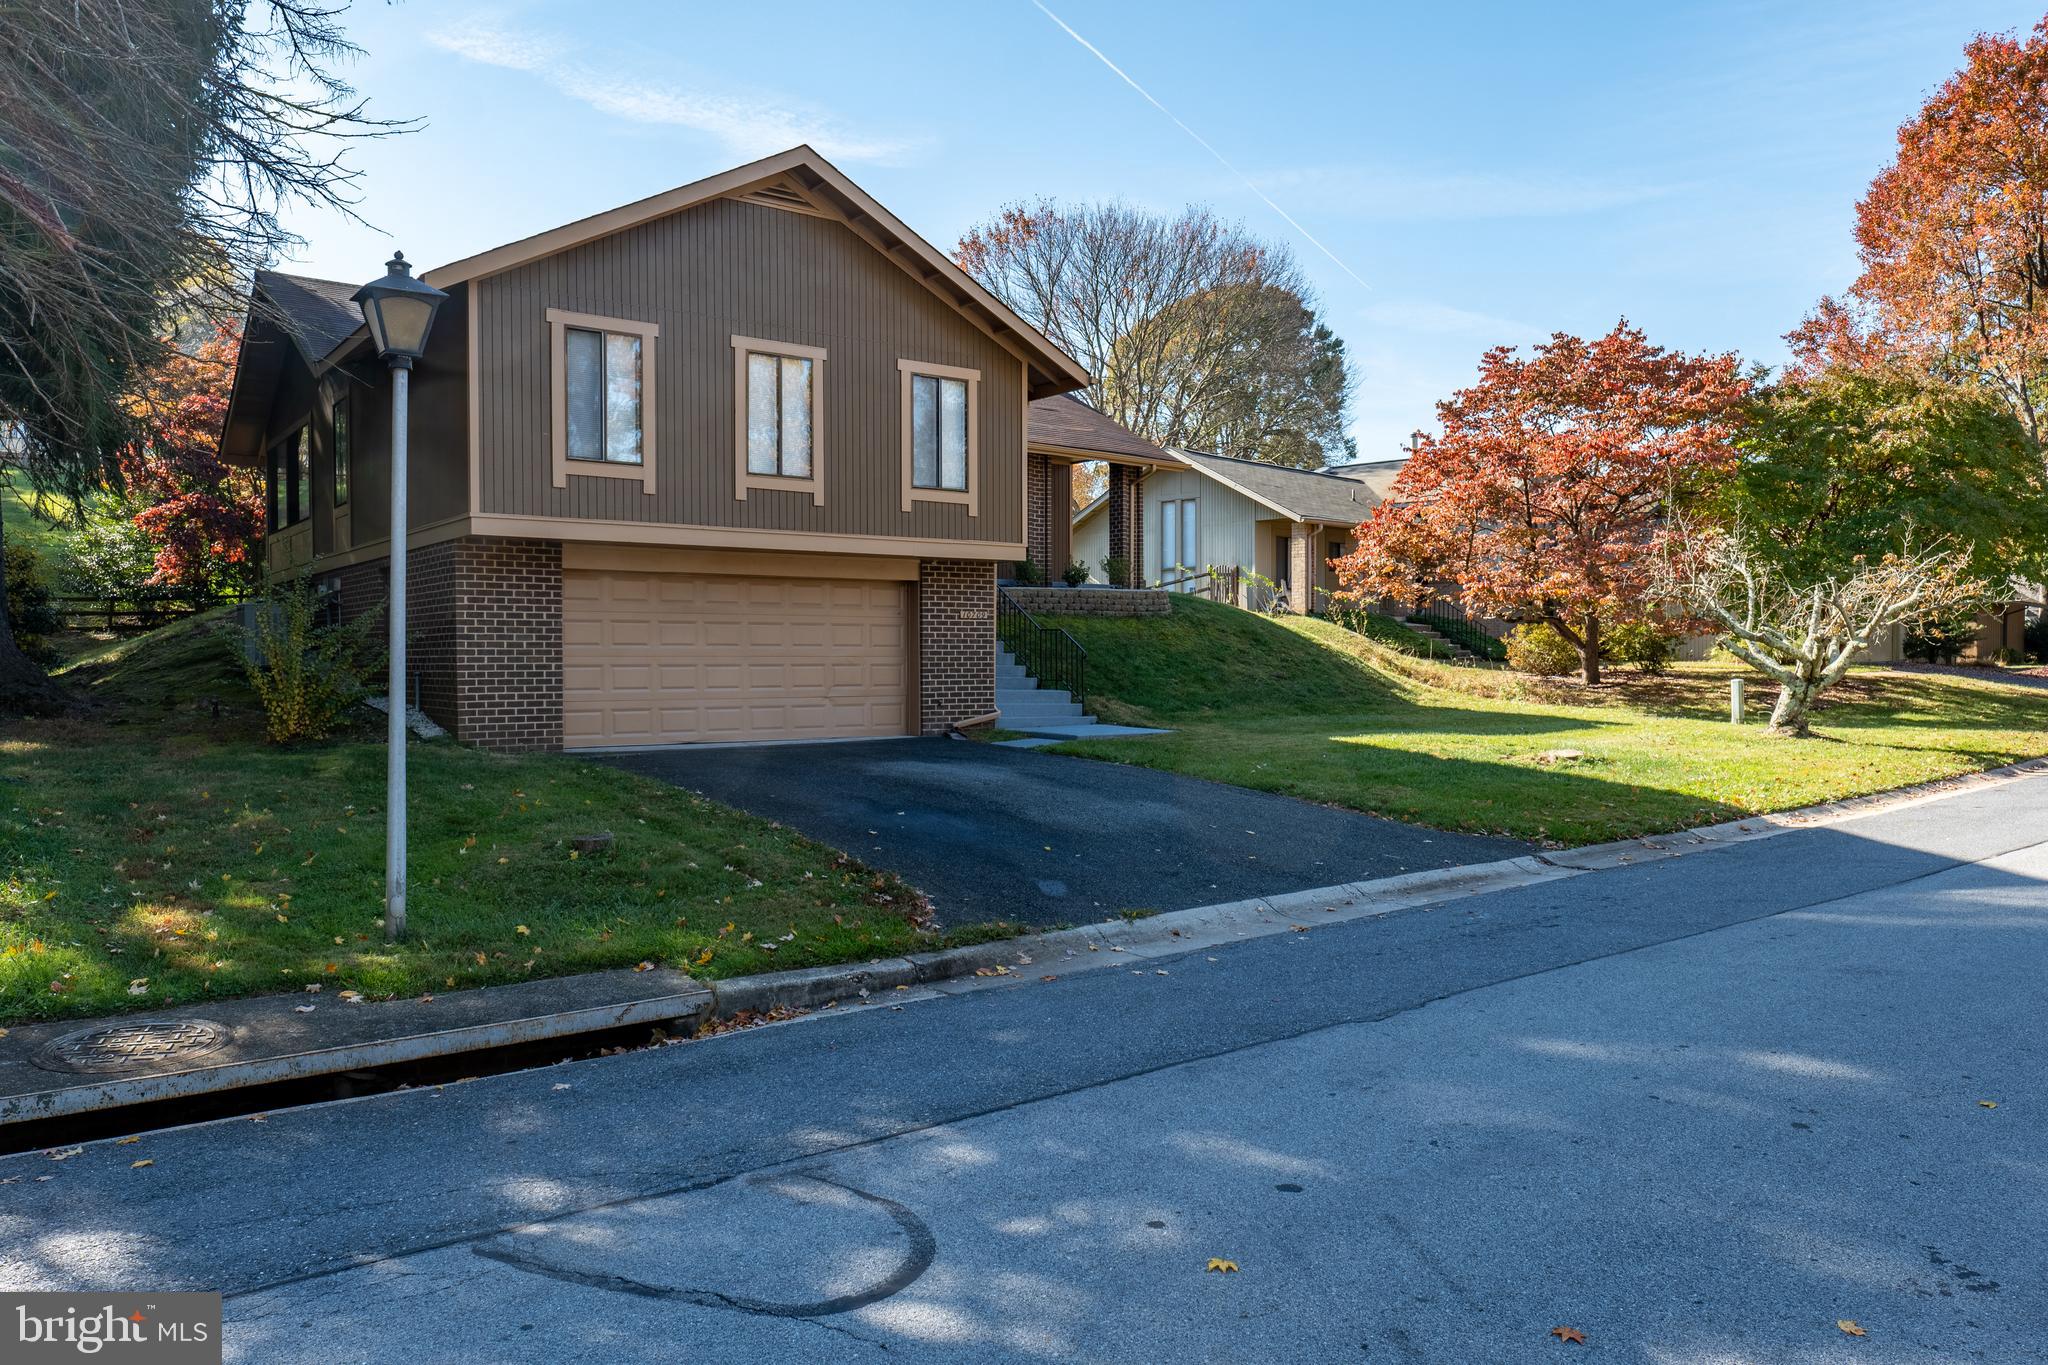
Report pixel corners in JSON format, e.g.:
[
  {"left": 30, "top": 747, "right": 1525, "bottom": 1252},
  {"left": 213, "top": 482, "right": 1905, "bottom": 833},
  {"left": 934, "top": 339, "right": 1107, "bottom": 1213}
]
[{"left": 5, "top": 753, "right": 2042, "bottom": 1130}]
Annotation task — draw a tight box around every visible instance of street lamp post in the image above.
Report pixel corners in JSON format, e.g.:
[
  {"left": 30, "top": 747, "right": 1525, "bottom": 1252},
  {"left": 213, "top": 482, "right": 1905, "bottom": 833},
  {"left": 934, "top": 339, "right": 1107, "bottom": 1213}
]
[{"left": 352, "top": 252, "right": 447, "bottom": 943}]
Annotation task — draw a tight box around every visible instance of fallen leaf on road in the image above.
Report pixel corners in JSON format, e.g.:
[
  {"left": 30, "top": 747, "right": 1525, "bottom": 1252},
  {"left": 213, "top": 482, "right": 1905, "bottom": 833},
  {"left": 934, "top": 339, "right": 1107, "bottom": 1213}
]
[
  {"left": 974, "top": 965, "right": 1012, "bottom": 977},
  {"left": 1205, "top": 1258, "right": 1239, "bottom": 1273},
  {"left": 1551, "top": 1326, "right": 1586, "bottom": 1344},
  {"left": 338, "top": 990, "right": 363, "bottom": 1004},
  {"left": 1837, "top": 1320, "right": 1867, "bottom": 1337},
  {"left": 633, "top": 961, "right": 654, "bottom": 972},
  {"left": 293, "top": 1005, "right": 315, "bottom": 1013},
  {"left": 1978, "top": 1100, "right": 1998, "bottom": 1109},
  {"left": 248, "top": 1114, "right": 268, "bottom": 1123},
  {"left": 116, "top": 1137, "right": 140, "bottom": 1145},
  {"left": 130, "top": 1160, "right": 153, "bottom": 1169},
  {"left": 45, "top": 1148, "right": 82, "bottom": 1162}
]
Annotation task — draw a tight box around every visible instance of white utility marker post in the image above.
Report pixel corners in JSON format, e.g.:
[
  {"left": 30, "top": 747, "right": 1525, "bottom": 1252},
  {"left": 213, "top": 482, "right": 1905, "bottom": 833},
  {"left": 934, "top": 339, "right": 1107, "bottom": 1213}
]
[
  {"left": 1730, "top": 676, "right": 1745, "bottom": 725},
  {"left": 352, "top": 252, "right": 447, "bottom": 945}
]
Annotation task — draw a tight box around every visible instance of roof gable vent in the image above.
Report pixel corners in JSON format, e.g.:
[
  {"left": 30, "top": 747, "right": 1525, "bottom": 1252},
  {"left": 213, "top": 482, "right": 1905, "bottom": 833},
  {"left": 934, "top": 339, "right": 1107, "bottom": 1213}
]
[{"left": 730, "top": 179, "right": 829, "bottom": 218}]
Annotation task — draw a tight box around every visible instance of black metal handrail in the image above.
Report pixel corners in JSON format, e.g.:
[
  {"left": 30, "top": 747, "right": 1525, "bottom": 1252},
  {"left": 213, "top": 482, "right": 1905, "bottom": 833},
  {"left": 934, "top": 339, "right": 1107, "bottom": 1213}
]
[
  {"left": 997, "top": 587, "right": 1087, "bottom": 709},
  {"left": 1407, "top": 596, "right": 1471, "bottom": 629}
]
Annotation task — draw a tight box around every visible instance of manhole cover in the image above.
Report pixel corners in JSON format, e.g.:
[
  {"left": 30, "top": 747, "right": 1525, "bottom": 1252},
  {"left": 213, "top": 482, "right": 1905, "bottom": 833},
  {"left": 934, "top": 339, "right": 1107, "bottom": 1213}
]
[{"left": 31, "top": 1019, "right": 232, "bottom": 1075}]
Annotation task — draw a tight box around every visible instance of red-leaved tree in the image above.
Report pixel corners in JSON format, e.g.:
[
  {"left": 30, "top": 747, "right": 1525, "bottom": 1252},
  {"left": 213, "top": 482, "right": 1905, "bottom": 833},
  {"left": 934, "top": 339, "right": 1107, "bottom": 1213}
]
[
  {"left": 119, "top": 320, "right": 263, "bottom": 596},
  {"left": 1335, "top": 321, "right": 1750, "bottom": 683},
  {"left": 1791, "top": 18, "right": 2048, "bottom": 441}
]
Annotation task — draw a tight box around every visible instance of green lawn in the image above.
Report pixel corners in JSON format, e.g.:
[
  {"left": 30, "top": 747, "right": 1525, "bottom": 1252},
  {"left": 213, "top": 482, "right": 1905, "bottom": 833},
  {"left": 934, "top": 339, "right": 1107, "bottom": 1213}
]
[
  {"left": 0, "top": 614, "right": 979, "bottom": 1024},
  {"left": 1046, "top": 597, "right": 2048, "bottom": 845}
]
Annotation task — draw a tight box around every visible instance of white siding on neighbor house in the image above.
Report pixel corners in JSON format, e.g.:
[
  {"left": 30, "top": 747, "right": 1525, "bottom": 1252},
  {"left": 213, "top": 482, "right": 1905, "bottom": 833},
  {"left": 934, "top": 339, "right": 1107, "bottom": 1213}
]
[
  {"left": 1144, "top": 468, "right": 1263, "bottom": 584},
  {"left": 1072, "top": 506, "right": 1109, "bottom": 581}
]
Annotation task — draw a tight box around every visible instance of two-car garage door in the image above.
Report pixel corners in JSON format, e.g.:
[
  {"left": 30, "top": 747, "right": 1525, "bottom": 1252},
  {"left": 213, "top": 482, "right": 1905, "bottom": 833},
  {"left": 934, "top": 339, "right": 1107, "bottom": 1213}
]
[{"left": 561, "top": 570, "right": 909, "bottom": 748}]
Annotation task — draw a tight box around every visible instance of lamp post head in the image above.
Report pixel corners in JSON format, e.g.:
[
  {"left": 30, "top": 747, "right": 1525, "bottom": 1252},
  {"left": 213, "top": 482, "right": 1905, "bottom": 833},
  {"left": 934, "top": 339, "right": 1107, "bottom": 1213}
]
[{"left": 352, "top": 251, "right": 449, "bottom": 365}]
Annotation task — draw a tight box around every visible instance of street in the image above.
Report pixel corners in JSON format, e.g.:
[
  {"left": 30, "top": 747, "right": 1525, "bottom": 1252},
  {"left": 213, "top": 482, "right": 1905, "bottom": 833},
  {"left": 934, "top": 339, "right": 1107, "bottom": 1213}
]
[{"left": 3, "top": 771, "right": 2045, "bottom": 1362}]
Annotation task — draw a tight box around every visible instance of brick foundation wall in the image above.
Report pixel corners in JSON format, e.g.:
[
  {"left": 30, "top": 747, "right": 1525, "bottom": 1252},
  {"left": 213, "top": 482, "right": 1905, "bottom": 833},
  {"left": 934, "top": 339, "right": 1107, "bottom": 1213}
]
[
  {"left": 917, "top": 559, "right": 996, "bottom": 734},
  {"left": 1003, "top": 586, "right": 1171, "bottom": 618},
  {"left": 325, "top": 536, "right": 562, "bottom": 753},
  {"left": 453, "top": 538, "right": 562, "bottom": 752}
]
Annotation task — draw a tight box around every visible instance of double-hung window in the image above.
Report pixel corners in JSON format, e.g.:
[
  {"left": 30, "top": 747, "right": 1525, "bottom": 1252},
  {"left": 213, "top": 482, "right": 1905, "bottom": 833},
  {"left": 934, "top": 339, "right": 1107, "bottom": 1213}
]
[
  {"left": 897, "top": 360, "right": 979, "bottom": 514},
  {"left": 547, "top": 308, "right": 658, "bottom": 492},
  {"left": 733, "top": 336, "right": 827, "bottom": 503}
]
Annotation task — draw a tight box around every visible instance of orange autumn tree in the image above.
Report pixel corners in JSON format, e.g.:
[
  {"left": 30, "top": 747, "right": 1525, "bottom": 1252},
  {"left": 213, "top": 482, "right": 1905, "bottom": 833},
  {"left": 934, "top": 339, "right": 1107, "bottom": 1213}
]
[
  {"left": 1336, "top": 321, "right": 1749, "bottom": 684},
  {"left": 1792, "top": 17, "right": 2048, "bottom": 440},
  {"left": 119, "top": 320, "right": 264, "bottom": 596}
]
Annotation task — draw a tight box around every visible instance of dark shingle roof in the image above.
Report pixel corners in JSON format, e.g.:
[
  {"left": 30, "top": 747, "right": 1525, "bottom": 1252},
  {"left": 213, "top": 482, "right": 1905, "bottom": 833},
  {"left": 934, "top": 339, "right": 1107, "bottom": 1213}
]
[
  {"left": 1028, "top": 395, "right": 1170, "bottom": 463},
  {"left": 254, "top": 269, "right": 363, "bottom": 363},
  {"left": 1172, "top": 448, "right": 1382, "bottom": 524}
]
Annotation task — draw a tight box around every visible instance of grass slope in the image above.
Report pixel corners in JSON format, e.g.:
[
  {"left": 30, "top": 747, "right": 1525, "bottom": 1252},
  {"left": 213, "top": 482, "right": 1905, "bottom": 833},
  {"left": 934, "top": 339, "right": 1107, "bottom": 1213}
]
[
  {"left": 2, "top": 614, "right": 966, "bottom": 1024},
  {"left": 1048, "top": 597, "right": 2048, "bottom": 845}
]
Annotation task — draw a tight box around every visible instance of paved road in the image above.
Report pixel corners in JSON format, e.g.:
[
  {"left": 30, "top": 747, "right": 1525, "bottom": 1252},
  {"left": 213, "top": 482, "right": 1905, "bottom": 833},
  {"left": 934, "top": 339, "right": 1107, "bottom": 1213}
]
[
  {"left": 3, "top": 771, "right": 2046, "bottom": 1361},
  {"left": 602, "top": 737, "right": 1526, "bottom": 927}
]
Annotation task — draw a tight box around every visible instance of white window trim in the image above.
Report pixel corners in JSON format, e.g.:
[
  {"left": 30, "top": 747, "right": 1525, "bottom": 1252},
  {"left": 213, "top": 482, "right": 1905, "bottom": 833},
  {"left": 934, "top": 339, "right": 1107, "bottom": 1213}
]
[
  {"left": 548, "top": 307, "right": 658, "bottom": 494},
  {"left": 733, "top": 334, "right": 827, "bottom": 505},
  {"left": 898, "top": 358, "right": 979, "bottom": 515}
]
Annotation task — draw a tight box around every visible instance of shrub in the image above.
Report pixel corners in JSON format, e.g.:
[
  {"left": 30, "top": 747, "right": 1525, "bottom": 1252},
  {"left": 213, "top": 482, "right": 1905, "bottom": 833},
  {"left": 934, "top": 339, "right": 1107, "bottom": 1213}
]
[
  {"left": 1102, "top": 555, "right": 1131, "bottom": 587},
  {"left": 1904, "top": 609, "right": 1979, "bottom": 664},
  {"left": 1603, "top": 620, "right": 1678, "bottom": 674},
  {"left": 1012, "top": 559, "right": 1046, "bottom": 585},
  {"left": 1062, "top": 560, "right": 1090, "bottom": 587},
  {"left": 5, "top": 543, "right": 62, "bottom": 664},
  {"left": 1505, "top": 622, "right": 1579, "bottom": 676},
  {"left": 239, "top": 576, "right": 385, "bottom": 744}
]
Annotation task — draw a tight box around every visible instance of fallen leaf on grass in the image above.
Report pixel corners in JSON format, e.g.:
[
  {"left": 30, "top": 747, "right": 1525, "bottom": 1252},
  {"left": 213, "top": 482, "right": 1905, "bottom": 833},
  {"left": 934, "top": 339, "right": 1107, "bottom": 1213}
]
[
  {"left": 514, "top": 925, "right": 530, "bottom": 936},
  {"left": 1205, "top": 1258, "right": 1238, "bottom": 1274},
  {"left": 1837, "top": 1320, "right": 1867, "bottom": 1337},
  {"left": 1550, "top": 1326, "right": 1586, "bottom": 1344}
]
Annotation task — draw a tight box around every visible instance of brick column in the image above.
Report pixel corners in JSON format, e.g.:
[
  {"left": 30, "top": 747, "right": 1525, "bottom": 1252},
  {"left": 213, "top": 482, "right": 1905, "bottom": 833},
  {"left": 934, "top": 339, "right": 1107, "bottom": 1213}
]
[
  {"left": 1106, "top": 463, "right": 1145, "bottom": 588},
  {"left": 1025, "top": 453, "right": 1052, "bottom": 576},
  {"left": 453, "top": 537, "right": 563, "bottom": 752},
  {"left": 916, "top": 559, "right": 996, "bottom": 733},
  {"left": 1287, "top": 522, "right": 1312, "bottom": 614}
]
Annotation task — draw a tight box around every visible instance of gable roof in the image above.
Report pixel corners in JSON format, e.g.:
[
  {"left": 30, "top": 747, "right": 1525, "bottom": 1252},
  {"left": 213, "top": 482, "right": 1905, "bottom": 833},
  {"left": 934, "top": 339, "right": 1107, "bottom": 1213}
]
[
  {"left": 423, "top": 145, "right": 1089, "bottom": 401},
  {"left": 255, "top": 269, "right": 362, "bottom": 365},
  {"left": 1028, "top": 395, "right": 1171, "bottom": 465},
  {"left": 218, "top": 270, "right": 369, "bottom": 466},
  {"left": 1170, "top": 448, "right": 1383, "bottom": 525},
  {"left": 1324, "top": 457, "right": 1408, "bottom": 501}
]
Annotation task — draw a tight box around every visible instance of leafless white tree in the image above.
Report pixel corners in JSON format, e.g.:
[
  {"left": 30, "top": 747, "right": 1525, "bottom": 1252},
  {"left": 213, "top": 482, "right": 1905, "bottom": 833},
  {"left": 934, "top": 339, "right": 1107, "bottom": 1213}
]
[{"left": 1657, "top": 526, "right": 1990, "bottom": 736}]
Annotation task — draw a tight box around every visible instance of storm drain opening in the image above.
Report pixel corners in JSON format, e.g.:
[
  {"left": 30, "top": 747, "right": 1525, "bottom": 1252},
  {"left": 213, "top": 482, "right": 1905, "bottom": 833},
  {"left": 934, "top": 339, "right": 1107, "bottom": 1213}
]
[{"left": 0, "top": 1016, "right": 706, "bottom": 1158}]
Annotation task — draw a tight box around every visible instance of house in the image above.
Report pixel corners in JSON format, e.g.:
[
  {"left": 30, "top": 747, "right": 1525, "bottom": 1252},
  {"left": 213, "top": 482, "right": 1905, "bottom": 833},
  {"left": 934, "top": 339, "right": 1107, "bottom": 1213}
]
[
  {"left": 219, "top": 146, "right": 1160, "bottom": 752},
  {"left": 1072, "top": 448, "right": 1383, "bottom": 610}
]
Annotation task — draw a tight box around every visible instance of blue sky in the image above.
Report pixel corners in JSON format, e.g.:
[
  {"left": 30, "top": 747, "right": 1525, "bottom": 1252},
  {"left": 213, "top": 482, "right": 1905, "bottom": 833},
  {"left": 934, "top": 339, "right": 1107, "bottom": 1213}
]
[{"left": 281, "top": 0, "right": 2042, "bottom": 462}]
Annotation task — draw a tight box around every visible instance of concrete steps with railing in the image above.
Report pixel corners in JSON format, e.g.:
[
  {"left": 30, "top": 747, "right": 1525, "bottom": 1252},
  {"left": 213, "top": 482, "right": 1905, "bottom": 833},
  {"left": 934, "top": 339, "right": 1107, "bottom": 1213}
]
[
  {"left": 1400, "top": 620, "right": 1476, "bottom": 661},
  {"left": 994, "top": 646, "right": 1167, "bottom": 742}
]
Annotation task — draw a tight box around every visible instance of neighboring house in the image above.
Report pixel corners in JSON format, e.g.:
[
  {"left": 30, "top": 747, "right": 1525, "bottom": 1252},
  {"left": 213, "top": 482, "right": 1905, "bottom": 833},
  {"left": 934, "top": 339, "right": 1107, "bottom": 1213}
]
[
  {"left": 220, "top": 146, "right": 1160, "bottom": 752},
  {"left": 1073, "top": 448, "right": 1382, "bottom": 610}
]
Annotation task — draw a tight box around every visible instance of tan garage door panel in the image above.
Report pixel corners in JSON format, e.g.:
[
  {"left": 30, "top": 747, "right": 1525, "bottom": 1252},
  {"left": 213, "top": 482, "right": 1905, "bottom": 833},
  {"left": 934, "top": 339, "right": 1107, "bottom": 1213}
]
[{"left": 563, "top": 571, "right": 909, "bottom": 748}]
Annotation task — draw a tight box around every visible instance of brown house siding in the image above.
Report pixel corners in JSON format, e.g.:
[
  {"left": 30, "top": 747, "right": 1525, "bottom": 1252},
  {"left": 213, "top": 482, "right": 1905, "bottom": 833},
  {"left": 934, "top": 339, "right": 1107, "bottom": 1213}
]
[
  {"left": 916, "top": 559, "right": 996, "bottom": 734},
  {"left": 473, "top": 198, "right": 1023, "bottom": 547}
]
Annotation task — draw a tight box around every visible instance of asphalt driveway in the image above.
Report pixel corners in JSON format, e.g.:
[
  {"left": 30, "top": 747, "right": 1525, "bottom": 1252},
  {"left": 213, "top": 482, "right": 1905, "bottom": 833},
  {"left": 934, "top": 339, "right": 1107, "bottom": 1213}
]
[{"left": 599, "top": 737, "right": 1529, "bottom": 928}]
